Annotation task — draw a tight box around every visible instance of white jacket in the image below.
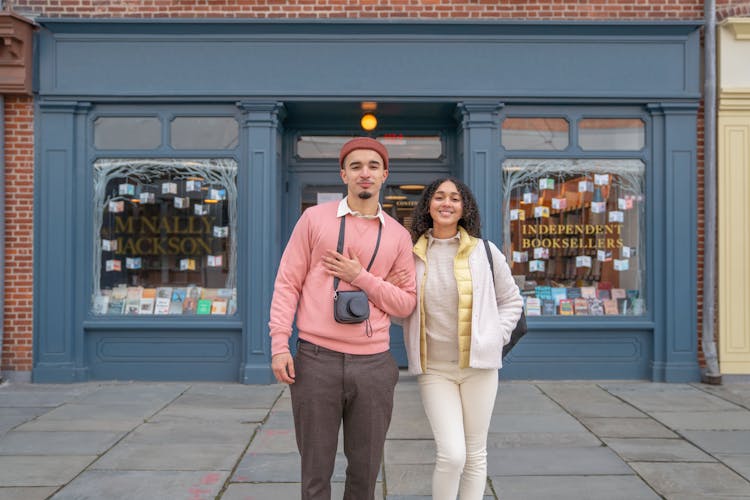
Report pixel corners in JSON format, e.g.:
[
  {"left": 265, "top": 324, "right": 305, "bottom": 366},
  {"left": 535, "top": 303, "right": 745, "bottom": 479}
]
[{"left": 400, "top": 233, "right": 523, "bottom": 375}]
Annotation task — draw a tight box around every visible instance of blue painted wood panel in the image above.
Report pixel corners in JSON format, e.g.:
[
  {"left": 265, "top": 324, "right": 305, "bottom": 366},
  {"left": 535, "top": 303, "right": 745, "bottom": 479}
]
[{"left": 37, "top": 21, "right": 700, "bottom": 99}]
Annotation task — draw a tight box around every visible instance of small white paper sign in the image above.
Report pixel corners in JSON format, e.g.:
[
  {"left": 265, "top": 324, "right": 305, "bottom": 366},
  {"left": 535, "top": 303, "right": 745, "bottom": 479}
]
[
  {"left": 533, "top": 247, "right": 549, "bottom": 260},
  {"left": 597, "top": 250, "right": 612, "bottom": 262},
  {"left": 512, "top": 251, "right": 528, "bottom": 263},
  {"left": 591, "top": 201, "right": 606, "bottom": 214},
  {"left": 578, "top": 180, "right": 593, "bottom": 192},
  {"left": 609, "top": 210, "right": 624, "bottom": 223},
  {"left": 551, "top": 197, "right": 567, "bottom": 210},
  {"left": 109, "top": 200, "right": 124, "bottom": 213},
  {"left": 539, "top": 178, "right": 555, "bottom": 190},
  {"left": 510, "top": 209, "right": 525, "bottom": 221},
  {"left": 614, "top": 259, "right": 630, "bottom": 271},
  {"left": 529, "top": 260, "right": 545, "bottom": 272},
  {"left": 576, "top": 255, "right": 592, "bottom": 268},
  {"left": 186, "top": 180, "right": 202, "bottom": 192},
  {"left": 179, "top": 258, "right": 196, "bottom": 271},
  {"left": 618, "top": 197, "right": 634, "bottom": 210},
  {"left": 119, "top": 183, "right": 135, "bottom": 196},
  {"left": 210, "top": 188, "right": 227, "bottom": 201},
  {"left": 139, "top": 192, "right": 155, "bottom": 204},
  {"left": 594, "top": 174, "right": 610, "bottom": 186},
  {"left": 105, "top": 259, "right": 121, "bottom": 272},
  {"left": 126, "top": 257, "right": 142, "bottom": 270},
  {"left": 102, "top": 239, "right": 117, "bottom": 252},
  {"left": 622, "top": 246, "right": 632, "bottom": 258},
  {"left": 162, "top": 182, "right": 177, "bottom": 195},
  {"left": 523, "top": 192, "right": 538, "bottom": 204},
  {"left": 207, "top": 255, "right": 223, "bottom": 267},
  {"left": 213, "top": 226, "right": 228, "bottom": 238},
  {"left": 533, "top": 206, "right": 550, "bottom": 218},
  {"left": 194, "top": 204, "right": 209, "bottom": 215},
  {"left": 174, "top": 197, "right": 190, "bottom": 209}
]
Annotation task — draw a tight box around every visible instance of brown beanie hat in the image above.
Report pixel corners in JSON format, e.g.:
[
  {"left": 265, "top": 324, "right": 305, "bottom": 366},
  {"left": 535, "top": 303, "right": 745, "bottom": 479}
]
[{"left": 339, "top": 137, "right": 389, "bottom": 171}]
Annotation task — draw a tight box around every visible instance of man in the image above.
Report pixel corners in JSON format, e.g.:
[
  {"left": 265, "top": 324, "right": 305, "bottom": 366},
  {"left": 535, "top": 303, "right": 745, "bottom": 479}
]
[{"left": 269, "top": 137, "right": 417, "bottom": 500}]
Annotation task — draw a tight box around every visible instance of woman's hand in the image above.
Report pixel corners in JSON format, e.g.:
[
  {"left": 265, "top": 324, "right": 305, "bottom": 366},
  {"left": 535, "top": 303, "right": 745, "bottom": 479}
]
[{"left": 385, "top": 269, "right": 410, "bottom": 288}]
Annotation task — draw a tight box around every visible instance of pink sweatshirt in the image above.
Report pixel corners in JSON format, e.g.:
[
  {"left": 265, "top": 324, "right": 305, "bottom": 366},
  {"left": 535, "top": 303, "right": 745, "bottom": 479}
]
[{"left": 269, "top": 200, "right": 417, "bottom": 356}]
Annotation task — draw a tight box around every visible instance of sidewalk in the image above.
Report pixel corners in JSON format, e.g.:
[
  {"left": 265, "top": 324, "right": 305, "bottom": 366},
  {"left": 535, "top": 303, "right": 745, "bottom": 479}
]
[{"left": 1, "top": 374, "right": 750, "bottom": 499}]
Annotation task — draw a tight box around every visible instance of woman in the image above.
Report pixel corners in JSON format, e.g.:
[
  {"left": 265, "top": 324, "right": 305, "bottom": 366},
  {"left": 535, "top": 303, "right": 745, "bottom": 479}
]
[{"left": 391, "top": 177, "right": 523, "bottom": 500}]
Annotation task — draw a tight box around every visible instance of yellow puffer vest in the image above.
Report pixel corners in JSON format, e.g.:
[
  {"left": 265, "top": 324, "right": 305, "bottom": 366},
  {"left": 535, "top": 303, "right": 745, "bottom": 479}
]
[{"left": 413, "top": 227, "right": 479, "bottom": 370}]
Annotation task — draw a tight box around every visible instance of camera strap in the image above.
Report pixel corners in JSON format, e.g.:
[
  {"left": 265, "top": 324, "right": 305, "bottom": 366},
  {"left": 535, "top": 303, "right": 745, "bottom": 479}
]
[{"left": 333, "top": 215, "right": 382, "bottom": 292}]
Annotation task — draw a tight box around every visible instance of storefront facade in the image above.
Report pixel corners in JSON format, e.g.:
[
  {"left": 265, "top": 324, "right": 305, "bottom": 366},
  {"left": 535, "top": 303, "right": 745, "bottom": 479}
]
[{"left": 30, "top": 19, "right": 702, "bottom": 383}]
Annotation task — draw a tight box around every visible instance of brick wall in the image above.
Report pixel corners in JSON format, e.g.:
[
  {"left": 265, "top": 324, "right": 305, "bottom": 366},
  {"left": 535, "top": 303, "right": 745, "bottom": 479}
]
[
  {"left": 9, "top": 0, "right": 707, "bottom": 20},
  {"left": 2, "top": 96, "right": 34, "bottom": 373}
]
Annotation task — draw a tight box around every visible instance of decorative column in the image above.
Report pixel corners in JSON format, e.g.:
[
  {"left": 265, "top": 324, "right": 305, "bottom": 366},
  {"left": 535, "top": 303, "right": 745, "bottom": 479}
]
[
  {"left": 456, "top": 101, "right": 504, "bottom": 243},
  {"left": 33, "top": 100, "right": 91, "bottom": 382},
  {"left": 718, "top": 18, "right": 750, "bottom": 374},
  {"left": 648, "top": 102, "right": 701, "bottom": 382},
  {"left": 237, "top": 101, "right": 285, "bottom": 384}
]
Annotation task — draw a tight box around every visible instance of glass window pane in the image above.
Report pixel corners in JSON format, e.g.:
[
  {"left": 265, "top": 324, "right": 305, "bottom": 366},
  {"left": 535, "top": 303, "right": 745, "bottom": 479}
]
[
  {"left": 502, "top": 118, "right": 569, "bottom": 151},
  {"left": 296, "top": 135, "right": 442, "bottom": 159},
  {"left": 578, "top": 118, "right": 645, "bottom": 151},
  {"left": 170, "top": 117, "right": 239, "bottom": 150},
  {"left": 502, "top": 159, "right": 646, "bottom": 317},
  {"left": 94, "top": 117, "right": 161, "bottom": 150},
  {"left": 92, "top": 158, "right": 238, "bottom": 317},
  {"left": 378, "top": 135, "right": 442, "bottom": 159}
]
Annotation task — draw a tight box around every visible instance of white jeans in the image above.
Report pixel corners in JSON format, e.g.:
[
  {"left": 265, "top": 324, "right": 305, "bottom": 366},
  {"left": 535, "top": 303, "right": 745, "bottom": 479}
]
[{"left": 418, "top": 360, "right": 498, "bottom": 500}]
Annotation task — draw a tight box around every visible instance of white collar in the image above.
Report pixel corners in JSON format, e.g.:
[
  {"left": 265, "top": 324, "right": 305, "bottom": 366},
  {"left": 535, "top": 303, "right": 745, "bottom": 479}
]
[
  {"left": 337, "top": 196, "right": 385, "bottom": 226},
  {"left": 426, "top": 228, "right": 460, "bottom": 248}
]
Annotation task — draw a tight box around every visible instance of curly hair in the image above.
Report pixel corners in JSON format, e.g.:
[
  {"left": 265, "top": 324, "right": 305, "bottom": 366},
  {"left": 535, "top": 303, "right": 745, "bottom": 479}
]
[{"left": 409, "top": 177, "right": 482, "bottom": 243}]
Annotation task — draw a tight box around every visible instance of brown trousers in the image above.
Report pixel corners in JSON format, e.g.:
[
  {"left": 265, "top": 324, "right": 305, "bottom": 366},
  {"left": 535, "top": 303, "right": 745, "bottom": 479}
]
[{"left": 290, "top": 339, "right": 399, "bottom": 500}]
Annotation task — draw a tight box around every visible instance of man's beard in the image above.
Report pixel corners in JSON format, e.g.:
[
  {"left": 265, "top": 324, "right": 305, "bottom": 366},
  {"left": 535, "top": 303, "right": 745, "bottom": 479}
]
[{"left": 358, "top": 192, "right": 373, "bottom": 200}]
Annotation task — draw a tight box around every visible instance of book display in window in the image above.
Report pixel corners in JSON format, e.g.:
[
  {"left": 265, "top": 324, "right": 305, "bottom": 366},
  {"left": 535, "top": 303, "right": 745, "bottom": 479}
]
[
  {"left": 91, "top": 159, "right": 238, "bottom": 316},
  {"left": 503, "top": 159, "right": 645, "bottom": 316}
]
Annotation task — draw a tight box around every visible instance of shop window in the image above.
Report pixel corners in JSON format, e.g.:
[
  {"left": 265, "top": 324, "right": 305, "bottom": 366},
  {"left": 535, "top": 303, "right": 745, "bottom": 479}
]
[
  {"left": 502, "top": 117, "right": 569, "bottom": 151},
  {"left": 170, "top": 117, "right": 239, "bottom": 150},
  {"left": 502, "top": 159, "right": 645, "bottom": 317},
  {"left": 94, "top": 117, "right": 161, "bottom": 150},
  {"left": 296, "top": 135, "right": 442, "bottom": 159},
  {"left": 578, "top": 118, "right": 645, "bottom": 151},
  {"left": 92, "top": 159, "right": 238, "bottom": 316}
]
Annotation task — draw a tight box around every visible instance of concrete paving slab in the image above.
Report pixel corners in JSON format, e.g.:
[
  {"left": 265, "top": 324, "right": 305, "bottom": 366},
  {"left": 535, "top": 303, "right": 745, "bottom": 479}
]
[
  {"left": 222, "top": 482, "right": 383, "bottom": 499},
  {"left": 486, "top": 431, "right": 601, "bottom": 448},
  {"left": 0, "top": 384, "right": 98, "bottom": 407},
  {"left": 491, "top": 475, "right": 660, "bottom": 500},
  {"left": 91, "top": 442, "right": 244, "bottom": 471},
  {"left": 650, "top": 411, "right": 750, "bottom": 431},
  {"left": 538, "top": 383, "right": 646, "bottom": 418},
  {"left": 696, "top": 383, "right": 750, "bottom": 410},
  {"left": 384, "top": 439, "right": 435, "bottom": 464},
  {"left": 580, "top": 417, "right": 677, "bottom": 438},
  {"left": 629, "top": 462, "right": 750, "bottom": 497},
  {"left": 49, "top": 470, "right": 227, "bottom": 500},
  {"left": 717, "top": 453, "right": 750, "bottom": 482},
  {"left": 15, "top": 417, "right": 144, "bottom": 432},
  {"left": 123, "top": 421, "right": 257, "bottom": 445},
  {"left": 604, "top": 383, "right": 742, "bottom": 412},
  {"left": 384, "top": 464, "right": 492, "bottom": 497},
  {"left": 31, "top": 403, "right": 161, "bottom": 421},
  {"left": 493, "top": 391, "right": 565, "bottom": 415},
  {"left": 681, "top": 430, "right": 750, "bottom": 455},
  {"left": 387, "top": 414, "right": 433, "bottom": 440},
  {"left": 246, "top": 427, "right": 298, "bottom": 454},
  {"left": 488, "top": 413, "right": 589, "bottom": 434},
  {"left": 263, "top": 410, "right": 295, "bottom": 430},
  {"left": 75, "top": 383, "right": 188, "bottom": 405},
  {"left": 0, "top": 408, "right": 50, "bottom": 434},
  {"left": 0, "top": 487, "right": 58, "bottom": 500},
  {"left": 175, "top": 384, "right": 283, "bottom": 409},
  {"left": 0, "top": 431, "right": 123, "bottom": 455},
  {"left": 487, "top": 447, "right": 632, "bottom": 476},
  {"left": 0, "top": 456, "right": 95, "bottom": 487},
  {"left": 602, "top": 438, "right": 716, "bottom": 462},
  {"left": 232, "top": 452, "right": 351, "bottom": 483},
  {"left": 149, "top": 406, "right": 268, "bottom": 424}
]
